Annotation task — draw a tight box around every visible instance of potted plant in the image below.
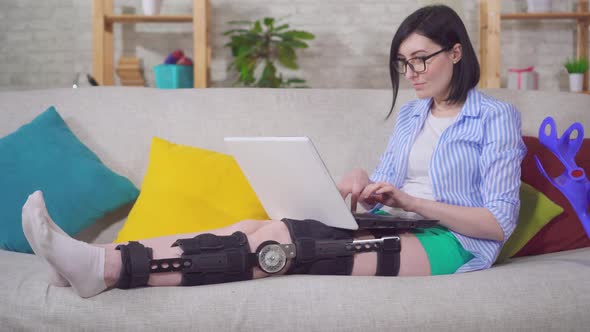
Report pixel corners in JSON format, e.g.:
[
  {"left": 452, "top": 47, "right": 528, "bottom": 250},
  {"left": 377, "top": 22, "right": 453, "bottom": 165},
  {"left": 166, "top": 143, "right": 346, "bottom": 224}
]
[
  {"left": 224, "top": 17, "right": 315, "bottom": 88},
  {"left": 564, "top": 57, "right": 589, "bottom": 92}
]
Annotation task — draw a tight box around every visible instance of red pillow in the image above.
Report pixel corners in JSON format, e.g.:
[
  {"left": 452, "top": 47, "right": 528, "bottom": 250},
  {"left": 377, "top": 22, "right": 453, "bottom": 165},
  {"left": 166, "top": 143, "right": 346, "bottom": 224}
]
[{"left": 514, "top": 136, "right": 590, "bottom": 257}]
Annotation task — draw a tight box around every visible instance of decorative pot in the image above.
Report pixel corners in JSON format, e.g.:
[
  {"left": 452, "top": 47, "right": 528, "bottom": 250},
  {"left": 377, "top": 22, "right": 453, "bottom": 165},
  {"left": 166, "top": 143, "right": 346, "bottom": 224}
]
[
  {"left": 568, "top": 73, "right": 584, "bottom": 92},
  {"left": 142, "top": 0, "right": 163, "bottom": 15}
]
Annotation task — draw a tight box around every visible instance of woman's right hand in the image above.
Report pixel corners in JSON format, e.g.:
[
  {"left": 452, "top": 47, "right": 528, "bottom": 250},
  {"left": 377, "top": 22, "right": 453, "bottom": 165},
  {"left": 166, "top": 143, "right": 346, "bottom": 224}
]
[{"left": 337, "top": 168, "right": 372, "bottom": 212}]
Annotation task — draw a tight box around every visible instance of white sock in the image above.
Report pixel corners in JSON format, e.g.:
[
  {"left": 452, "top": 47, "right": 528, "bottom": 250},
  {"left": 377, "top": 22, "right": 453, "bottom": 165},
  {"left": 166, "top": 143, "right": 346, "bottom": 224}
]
[
  {"left": 22, "top": 192, "right": 71, "bottom": 287},
  {"left": 22, "top": 191, "right": 107, "bottom": 298}
]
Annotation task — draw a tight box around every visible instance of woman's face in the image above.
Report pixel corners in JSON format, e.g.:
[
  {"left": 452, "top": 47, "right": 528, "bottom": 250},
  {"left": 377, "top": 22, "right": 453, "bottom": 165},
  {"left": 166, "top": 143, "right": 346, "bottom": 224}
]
[{"left": 397, "top": 33, "right": 460, "bottom": 100}]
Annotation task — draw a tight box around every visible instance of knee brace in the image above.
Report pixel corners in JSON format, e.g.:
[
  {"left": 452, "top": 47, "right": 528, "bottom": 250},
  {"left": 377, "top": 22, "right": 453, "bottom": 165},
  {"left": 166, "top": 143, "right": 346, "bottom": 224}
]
[
  {"left": 282, "top": 218, "right": 401, "bottom": 277},
  {"left": 281, "top": 218, "right": 355, "bottom": 275},
  {"left": 169, "top": 231, "right": 253, "bottom": 286},
  {"left": 115, "top": 232, "right": 253, "bottom": 288},
  {"left": 115, "top": 221, "right": 402, "bottom": 289}
]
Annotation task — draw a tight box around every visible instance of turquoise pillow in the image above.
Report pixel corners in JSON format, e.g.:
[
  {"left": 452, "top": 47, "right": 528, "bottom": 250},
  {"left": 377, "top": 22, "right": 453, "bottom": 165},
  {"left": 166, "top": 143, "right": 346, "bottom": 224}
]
[{"left": 0, "top": 106, "right": 139, "bottom": 253}]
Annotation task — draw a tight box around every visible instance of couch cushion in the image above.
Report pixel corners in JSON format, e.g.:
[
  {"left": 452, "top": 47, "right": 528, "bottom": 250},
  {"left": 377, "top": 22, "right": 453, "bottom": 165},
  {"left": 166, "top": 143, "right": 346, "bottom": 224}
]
[
  {"left": 114, "top": 137, "right": 268, "bottom": 242},
  {"left": 0, "top": 107, "right": 139, "bottom": 253}
]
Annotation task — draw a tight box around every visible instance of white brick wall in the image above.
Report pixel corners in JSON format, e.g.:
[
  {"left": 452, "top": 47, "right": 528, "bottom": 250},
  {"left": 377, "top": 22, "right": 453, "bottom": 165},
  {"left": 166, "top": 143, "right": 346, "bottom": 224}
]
[{"left": 0, "top": 0, "right": 587, "bottom": 91}]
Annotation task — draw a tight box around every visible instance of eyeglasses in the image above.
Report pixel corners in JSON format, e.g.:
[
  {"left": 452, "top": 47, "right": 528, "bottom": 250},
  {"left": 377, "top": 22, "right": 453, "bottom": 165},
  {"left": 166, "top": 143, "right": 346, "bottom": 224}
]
[{"left": 394, "top": 47, "right": 450, "bottom": 74}]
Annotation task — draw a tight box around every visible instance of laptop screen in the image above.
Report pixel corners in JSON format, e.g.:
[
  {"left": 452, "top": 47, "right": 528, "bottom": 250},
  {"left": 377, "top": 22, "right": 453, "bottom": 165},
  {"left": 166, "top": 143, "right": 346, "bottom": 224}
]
[{"left": 224, "top": 136, "right": 359, "bottom": 230}]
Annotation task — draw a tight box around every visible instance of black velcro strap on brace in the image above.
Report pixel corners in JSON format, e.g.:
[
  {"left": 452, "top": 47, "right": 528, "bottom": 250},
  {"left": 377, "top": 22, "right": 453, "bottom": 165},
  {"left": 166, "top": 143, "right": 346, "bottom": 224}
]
[
  {"left": 376, "top": 237, "right": 401, "bottom": 276},
  {"left": 368, "top": 229, "right": 401, "bottom": 276},
  {"left": 281, "top": 218, "right": 354, "bottom": 275},
  {"left": 115, "top": 241, "right": 153, "bottom": 289},
  {"left": 171, "top": 231, "right": 253, "bottom": 286}
]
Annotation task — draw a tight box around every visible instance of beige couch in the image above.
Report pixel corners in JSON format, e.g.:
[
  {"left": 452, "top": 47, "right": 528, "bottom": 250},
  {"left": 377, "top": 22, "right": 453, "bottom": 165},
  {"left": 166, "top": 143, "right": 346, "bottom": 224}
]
[{"left": 1, "top": 87, "right": 590, "bottom": 331}]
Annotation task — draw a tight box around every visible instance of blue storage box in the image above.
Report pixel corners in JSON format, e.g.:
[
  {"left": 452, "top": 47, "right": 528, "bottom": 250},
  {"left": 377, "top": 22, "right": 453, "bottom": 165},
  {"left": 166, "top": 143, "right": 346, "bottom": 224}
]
[{"left": 153, "top": 64, "right": 193, "bottom": 89}]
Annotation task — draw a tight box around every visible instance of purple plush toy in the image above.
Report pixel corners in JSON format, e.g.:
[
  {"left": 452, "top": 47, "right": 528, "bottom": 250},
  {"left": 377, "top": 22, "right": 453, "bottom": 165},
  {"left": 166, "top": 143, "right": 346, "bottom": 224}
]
[{"left": 164, "top": 49, "right": 184, "bottom": 64}]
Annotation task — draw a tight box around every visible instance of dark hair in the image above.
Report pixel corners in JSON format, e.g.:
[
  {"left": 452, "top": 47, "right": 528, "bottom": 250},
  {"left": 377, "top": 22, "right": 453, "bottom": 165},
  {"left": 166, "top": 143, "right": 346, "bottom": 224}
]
[{"left": 387, "top": 5, "right": 480, "bottom": 118}]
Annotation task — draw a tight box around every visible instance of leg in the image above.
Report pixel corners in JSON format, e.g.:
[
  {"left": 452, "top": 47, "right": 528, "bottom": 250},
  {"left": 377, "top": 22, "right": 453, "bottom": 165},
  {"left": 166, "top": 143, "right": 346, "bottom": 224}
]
[
  {"left": 109, "top": 222, "right": 430, "bottom": 287},
  {"left": 21, "top": 190, "right": 270, "bottom": 297},
  {"left": 24, "top": 191, "right": 431, "bottom": 298},
  {"left": 350, "top": 230, "right": 430, "bottom": 276},
  {"left": 396, "top": 233, "right": 431, "bottom": 276},
  {"left": 101, "top": 219, "right": 272, "bottom": 287},
  {"left": 238, "top": 224, "right": 431, "bottom": 277}
]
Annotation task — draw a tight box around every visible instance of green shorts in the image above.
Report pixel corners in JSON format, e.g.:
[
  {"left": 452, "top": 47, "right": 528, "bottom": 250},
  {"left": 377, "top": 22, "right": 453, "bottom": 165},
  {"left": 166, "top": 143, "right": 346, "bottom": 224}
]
[{"left": 411, "top": 226, "right": 474, "bottom": 275}]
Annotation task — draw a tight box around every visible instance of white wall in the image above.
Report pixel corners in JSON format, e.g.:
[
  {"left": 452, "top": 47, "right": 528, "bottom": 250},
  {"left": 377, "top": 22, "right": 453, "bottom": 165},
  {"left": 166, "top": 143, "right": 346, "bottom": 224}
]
[{"left": 0, "top": 0, "right": 586, "bottom": 90}]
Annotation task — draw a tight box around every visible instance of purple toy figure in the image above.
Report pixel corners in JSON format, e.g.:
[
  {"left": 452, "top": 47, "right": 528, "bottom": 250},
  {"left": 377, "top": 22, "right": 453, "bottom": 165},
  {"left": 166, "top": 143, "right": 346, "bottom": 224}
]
[
  {"left": 164, "top": 49, "right": 184, "bottom": 64},
  {"left": 536, "top": 117, "right": 590, "bottom": 239}
]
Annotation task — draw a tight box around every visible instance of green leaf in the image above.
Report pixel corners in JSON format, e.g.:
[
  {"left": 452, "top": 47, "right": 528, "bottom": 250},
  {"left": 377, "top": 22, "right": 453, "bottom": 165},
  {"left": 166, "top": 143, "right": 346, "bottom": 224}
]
[
  {"left": 278, "top": 57, "right": 298, "bottom": 70},
  {"left": 228, "top": 35, "right": 258, "bottom": 51},
  {"left": 283, "top": 30, "right": 315, "bottom": 40},
  {"left": 237, "top": 45, "right": 255, "bottom": 57},
  {"left": 278, "top": 45, "right": 298, "bottom": 69},
  {"left": 222, "top": 29, "right": 250, "bottom": 36},
  {"left": 239, "top": 59, "right": 257, "bottom": 86},
  {"left": 282, "top": 40, "right": 309, "bottom": 49},
  {"left": 564, "top": 57, "right": 589, "bottom": 73},
  {"left": 263, "top": 17, "right": 275, "bottom": 27},
  {"left": 228, "top": 20, "right": 253, "bottom": 25},
  {"left": 260, "top": 62, "right": 276, "bottom": 80},
  {"left": 274, "top": 24, "right": 290, "bottom": 32},
  {"left": 278, "top": 44, "right": 295, "bottom": 59},
  {"left": 231, "top": 46, "right": 239, "bottom": 57},
  {"left": 286, "top": 78, "right": 305, "bottom": 84},
  {"left": 252, "top": 21, "right": 262, "bottom": 34},
  {"left": 257, "top": 62, "right": 283, "bottom": 88},
  {"left": 281, "top": 77, "right": 307, "bottom": 88}
]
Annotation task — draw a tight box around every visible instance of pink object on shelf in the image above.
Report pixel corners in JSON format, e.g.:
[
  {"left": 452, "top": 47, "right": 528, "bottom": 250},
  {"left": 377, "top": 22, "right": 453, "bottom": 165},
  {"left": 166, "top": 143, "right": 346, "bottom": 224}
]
[
  {"left": 507, "top": 66, "right": 539, "bottom": 90},
  {"left": 176, "top": 56, "right": 193, "bottom": 66}
]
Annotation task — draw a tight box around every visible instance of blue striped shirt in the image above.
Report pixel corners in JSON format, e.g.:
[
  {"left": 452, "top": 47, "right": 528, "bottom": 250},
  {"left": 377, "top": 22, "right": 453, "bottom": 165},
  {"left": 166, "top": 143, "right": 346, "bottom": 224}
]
[{"left": 370, "top": 89, "right": 526, "bottom": 272}]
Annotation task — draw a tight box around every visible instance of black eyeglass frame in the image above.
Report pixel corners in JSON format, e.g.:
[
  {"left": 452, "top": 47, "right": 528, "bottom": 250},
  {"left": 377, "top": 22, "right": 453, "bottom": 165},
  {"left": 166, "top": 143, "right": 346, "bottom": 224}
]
[{"left": 394, "top": 47, "right": 452, "bottom": 74}]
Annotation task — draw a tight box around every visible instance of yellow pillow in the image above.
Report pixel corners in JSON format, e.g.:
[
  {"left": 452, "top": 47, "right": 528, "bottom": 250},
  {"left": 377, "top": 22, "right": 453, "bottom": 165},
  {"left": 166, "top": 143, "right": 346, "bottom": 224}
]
[
  {"left": 496, "top": 182, "right": 563, "bottom": 262},
  {"left": 115, "top": 137, "right": 269, "bottom": 242}
]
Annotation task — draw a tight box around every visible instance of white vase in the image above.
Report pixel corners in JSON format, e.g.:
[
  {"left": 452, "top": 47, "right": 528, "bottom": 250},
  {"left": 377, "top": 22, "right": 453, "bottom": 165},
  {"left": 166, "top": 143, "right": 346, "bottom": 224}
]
[
  {"left": 526, "top": 0, "right": 552, "bottom": 13},
  {"left": 142, "top": 0, "right": 163, "bottom": 15},
  {"left": 568, "top": 73, "right": 584, "bottom": 92}
]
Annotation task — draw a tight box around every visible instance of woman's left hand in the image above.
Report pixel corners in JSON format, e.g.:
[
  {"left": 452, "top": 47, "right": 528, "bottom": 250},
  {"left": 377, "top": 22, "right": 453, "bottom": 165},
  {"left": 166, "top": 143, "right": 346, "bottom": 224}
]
[{"left": 359, "top": 182, "right": 415, "bottom": 210}]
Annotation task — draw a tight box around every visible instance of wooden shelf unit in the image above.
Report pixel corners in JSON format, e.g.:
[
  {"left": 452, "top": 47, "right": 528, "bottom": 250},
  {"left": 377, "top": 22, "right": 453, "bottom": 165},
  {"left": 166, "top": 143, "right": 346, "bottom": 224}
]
[
  {"left": 92, "top": 0, "right": 210, "bottom": 88},
  {"left": 105, "top": 15, "right": 193, "bottom": 23},
  {"left": 479, "top": 0, "right": 589, "bottom": 94},
  {"left": 501, "top": 12, "right": 590, "bottom": 20}
]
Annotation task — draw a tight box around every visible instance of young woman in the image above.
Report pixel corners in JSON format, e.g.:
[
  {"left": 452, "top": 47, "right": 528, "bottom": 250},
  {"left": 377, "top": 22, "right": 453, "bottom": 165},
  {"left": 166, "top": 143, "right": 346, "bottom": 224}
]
[{"left": 22, "top": 5, "right": 525, "bottom": 298}]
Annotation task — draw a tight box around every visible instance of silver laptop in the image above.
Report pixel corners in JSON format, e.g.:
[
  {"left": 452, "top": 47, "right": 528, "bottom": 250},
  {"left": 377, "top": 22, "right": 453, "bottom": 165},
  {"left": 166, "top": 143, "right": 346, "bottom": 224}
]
[{"left": 224, "top": 136, "right": 438, "bottom": 231}]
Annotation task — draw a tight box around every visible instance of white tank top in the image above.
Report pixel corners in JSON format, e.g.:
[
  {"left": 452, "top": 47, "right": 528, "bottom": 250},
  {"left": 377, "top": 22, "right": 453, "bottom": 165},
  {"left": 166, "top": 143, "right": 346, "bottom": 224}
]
[{"left": 381, "top": 111, "right": 457, "bottom": 217}]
